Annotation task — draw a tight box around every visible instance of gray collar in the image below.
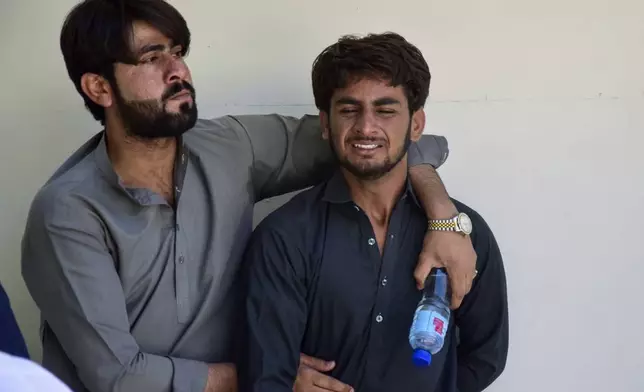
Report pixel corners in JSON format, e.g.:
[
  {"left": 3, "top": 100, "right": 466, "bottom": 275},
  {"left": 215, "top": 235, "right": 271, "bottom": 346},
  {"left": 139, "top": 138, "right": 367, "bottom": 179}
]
[{"left": 93, "top": 132, "right": 188, "bottom": 206}]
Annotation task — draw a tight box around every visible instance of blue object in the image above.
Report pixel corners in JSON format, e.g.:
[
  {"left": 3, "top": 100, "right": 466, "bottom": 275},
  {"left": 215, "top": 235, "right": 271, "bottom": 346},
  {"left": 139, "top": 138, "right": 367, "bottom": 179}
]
[
  {"left": 412, "top": 348, "right": 432, "bottom": 367},
  {"left": 408, "top": 268, "right": 451, "bottom": 367},
  {"left": 0, "top": 282, "right": 30, "bottom": 359}
]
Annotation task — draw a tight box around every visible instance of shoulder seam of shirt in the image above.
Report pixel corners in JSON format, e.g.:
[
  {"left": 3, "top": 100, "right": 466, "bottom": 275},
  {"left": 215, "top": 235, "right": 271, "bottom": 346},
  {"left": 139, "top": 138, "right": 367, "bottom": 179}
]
[
  {"left": 226, "top": 115, "right": 259, "bottom": 197},
  {"left": 34, "top": 157, "right": 107, "bottom": 221},
  {"left": 227, "top": 114, "right": 291, "bottom": 198},
  {"left": 226, "top": 115, "right": 256, "bottom": 164}
]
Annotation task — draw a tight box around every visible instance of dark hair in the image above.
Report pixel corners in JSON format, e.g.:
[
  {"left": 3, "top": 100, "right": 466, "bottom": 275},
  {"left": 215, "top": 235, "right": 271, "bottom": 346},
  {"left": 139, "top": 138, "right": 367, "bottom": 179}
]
[
  {"left": 311, "top": 32, "right": 431, "bottom": 113},
  {"left": 60, "top": 0, "right": 191, "bottom": 124}
]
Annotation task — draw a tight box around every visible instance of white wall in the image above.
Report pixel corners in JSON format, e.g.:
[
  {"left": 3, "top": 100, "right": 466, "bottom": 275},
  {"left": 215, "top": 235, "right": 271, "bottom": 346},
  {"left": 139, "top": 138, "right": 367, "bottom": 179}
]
[{"left": 2, "top": 0, "right": 643, "bottom": 390}]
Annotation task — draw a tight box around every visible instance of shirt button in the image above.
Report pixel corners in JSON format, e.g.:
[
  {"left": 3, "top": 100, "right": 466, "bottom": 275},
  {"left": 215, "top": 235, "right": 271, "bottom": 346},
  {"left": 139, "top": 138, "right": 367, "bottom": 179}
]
[
  {"left": 381, "top": 277, "right": 388, "bottom": 286},
  {"left": 368, "top": 238, "right": 376, "bottom": 246},
  {"left": 178, "top": 256, "right": 185, "bottom": 264},
  {"left": 376, "top": 313, "right": 383, "bottom": 323},
  {"left": 390, "top": 234, "right": 395, "bottom": 239},
  {"left": 353, "top": 205, "right": 360, "bottom": 211},
  {"left": 175, "top": 187, "right": 181, "bottom": 193}
]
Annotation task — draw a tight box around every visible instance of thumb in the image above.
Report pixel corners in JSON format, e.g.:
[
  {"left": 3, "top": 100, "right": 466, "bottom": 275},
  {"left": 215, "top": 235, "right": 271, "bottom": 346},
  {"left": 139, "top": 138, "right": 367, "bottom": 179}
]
[
  {"left": 300, "top": 353, "right": 335, "bottom": 372},
  {"left": 414, "top": 251, "right": 440, "bottom": 290}
]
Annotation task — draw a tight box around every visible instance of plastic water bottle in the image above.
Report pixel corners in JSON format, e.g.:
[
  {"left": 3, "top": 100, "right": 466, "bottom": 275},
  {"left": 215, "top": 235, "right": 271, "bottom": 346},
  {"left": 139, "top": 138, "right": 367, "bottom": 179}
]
[{"left": 408, "top": 268, "right": 451, "bottom": 367}]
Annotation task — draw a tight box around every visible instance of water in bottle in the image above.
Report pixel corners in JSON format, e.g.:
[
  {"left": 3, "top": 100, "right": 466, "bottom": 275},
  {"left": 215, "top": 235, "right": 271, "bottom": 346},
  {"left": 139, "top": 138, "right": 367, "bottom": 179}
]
[{"left": 408, "top": 268, "right": 451, "bottom": 367}]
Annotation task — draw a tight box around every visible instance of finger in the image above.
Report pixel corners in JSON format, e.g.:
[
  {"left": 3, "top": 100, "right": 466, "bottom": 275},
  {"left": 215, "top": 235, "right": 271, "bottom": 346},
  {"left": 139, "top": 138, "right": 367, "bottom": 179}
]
[
  {"left": 447, "top": 267, "right": 473, "bottom": 310},
  {"left": 300, "top": 354, "right": 335, "bottom": 372},
  {"left": 312, "top": 373, "right": 354, "bottom": 392},
  {"left": 450, "top": 291, "right": 465, "bottom": 309}
]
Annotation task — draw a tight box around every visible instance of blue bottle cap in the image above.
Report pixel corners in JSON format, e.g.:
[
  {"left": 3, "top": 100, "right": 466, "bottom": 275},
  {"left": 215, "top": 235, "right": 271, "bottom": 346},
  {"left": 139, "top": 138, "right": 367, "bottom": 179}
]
[{"left": 412, "top": 349, "right": 432, "bottom": 367}]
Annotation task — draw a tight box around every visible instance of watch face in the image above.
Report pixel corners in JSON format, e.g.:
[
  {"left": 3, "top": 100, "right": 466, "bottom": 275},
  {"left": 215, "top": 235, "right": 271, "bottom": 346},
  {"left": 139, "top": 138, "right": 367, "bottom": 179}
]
[{"left": 457, "top": 213, "right": 473, "bottom": 234}]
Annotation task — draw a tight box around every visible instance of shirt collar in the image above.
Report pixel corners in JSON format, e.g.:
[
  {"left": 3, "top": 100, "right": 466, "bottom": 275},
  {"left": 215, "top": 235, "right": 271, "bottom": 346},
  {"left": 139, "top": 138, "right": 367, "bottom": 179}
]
[
  {"left": 94, "top": 131, "right": 119, "bottom": 186},
  {"left": 322, "top": 170, "right": 421, "bottom": 208},
  {"left": 93, "top": 132, "right": 188, "bottom": 206}
]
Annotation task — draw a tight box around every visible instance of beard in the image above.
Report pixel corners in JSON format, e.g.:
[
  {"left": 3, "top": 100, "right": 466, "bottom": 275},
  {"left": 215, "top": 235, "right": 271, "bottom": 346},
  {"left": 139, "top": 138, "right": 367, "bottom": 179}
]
[
  {"left": 113, "top": 80, "right": 198, "bottom": 139},
  {"left": 329, "top": 122, "right": 412, "bottom": 180}
]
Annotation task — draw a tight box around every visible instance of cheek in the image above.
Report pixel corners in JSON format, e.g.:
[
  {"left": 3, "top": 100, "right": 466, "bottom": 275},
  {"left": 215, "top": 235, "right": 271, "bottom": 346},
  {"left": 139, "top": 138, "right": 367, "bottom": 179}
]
[
  {"left": 329, "top": 120, "right": 351, "bottom": 146},
  {"left": 387, "top": 121, "right": 411, "bottom": 148},
  {"left": 182, "top": 64, "right": 193, "bottom": 84},
  {"left": 120, "top": 70, "right": 166, "bottom": 101}
]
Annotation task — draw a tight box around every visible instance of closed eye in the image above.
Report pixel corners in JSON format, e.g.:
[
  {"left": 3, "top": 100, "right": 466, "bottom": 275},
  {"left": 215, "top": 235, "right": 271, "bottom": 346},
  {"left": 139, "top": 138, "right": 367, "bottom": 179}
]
[
  {"left": 377, "top": 109, "right": 397, "bottom": 116},
  {"left": 171, "top": 46, "right": 185, "bottom": 58}
]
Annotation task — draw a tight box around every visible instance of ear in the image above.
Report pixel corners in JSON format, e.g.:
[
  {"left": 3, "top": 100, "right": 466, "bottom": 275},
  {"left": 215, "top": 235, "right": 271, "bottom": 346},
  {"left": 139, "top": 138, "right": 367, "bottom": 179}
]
[
  {"left": 320, "top": 111, "right": 330, "bottom": 140},
  {"left": 80, "top": 73, "right": 114, "bottom": 109},
  {"left": 410, "top": 109, "right": 426, "bottom": 142}
]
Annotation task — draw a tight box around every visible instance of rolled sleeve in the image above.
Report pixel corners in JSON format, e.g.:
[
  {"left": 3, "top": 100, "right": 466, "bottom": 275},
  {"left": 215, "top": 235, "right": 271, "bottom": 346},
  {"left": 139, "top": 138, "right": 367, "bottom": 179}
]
[
  {"left": 408, "top": 134, "right": 449, "bottom": 168},
  {"left": 171, "top": 357, "right": 209, "bottom": 392},
  {"left": 21, "top": 191, "right": 208, "bottom": 392}
]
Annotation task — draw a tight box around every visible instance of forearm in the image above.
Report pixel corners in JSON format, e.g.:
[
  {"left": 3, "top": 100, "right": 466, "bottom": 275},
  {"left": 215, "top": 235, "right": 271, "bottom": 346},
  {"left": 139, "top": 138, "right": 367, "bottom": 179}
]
[
  {"left": 409, "top": 164, "right": 457, "bottom": 219},
  {"left": 240, "top": 114, "right": 451, "bottom": 200},
  {"left": 204, "top": 363, "right": 237, "bottom": 392}
]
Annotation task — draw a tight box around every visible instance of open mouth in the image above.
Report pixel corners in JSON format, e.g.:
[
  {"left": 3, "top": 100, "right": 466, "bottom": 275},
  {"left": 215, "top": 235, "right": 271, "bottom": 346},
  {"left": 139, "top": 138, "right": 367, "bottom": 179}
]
[{"left": 351, "top": 142, "right": 383, "bottom": 151}]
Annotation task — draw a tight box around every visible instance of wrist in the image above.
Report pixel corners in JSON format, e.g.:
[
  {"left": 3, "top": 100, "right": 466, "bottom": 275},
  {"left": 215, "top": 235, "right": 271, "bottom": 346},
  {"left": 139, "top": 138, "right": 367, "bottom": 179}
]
[{"left": 426, "top": 200, "right": 458, "bottom": 220}]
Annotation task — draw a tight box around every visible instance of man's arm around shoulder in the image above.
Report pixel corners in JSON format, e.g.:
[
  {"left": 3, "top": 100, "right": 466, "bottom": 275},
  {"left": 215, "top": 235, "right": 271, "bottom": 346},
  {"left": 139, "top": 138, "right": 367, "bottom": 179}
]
[{"left": 228, "top": 114, "right": 449, "bottom": 201}]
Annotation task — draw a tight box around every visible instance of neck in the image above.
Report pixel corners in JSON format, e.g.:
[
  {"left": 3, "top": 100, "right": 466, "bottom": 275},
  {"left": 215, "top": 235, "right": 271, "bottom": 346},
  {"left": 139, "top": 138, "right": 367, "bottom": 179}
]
[
  {"left": 104, "top": 120, "right": 177, "bottom": 200},
  {"left": 344, "top": 158, "right": 408, "bottom": 228}
]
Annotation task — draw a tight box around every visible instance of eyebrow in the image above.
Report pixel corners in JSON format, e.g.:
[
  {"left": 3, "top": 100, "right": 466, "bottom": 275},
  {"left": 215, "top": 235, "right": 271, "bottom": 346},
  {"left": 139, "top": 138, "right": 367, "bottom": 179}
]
[
  {"left": 334, "top": 97, "right": 402, "bottom": 106},
  {"left": 335, "top": 97, "right": 361, "bottom": 106},
  {"left": 373, "top": 97, "right": 401, "bottom": 106},
  {"left": 135, "top": 44, "right": 168, "bottom": 58}
]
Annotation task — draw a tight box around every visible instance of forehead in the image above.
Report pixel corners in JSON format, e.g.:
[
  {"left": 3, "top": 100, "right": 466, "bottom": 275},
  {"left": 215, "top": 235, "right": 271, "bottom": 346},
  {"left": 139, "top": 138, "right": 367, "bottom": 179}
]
[
  {"left": 332, "top": 78, "right": 407, "bottom": 103},
  {"left": 130, "top": 21, "right": 173, "bottom": 51}
]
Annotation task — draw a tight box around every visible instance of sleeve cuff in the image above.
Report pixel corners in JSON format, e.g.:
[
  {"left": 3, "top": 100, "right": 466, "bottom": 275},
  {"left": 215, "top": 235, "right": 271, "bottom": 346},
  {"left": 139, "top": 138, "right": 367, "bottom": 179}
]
[
  {"left": 408, "top": 135, "right": 449, "bottom": 168},
  {"left": 171, "top": 357, "right": 209, "bottom": 392}
]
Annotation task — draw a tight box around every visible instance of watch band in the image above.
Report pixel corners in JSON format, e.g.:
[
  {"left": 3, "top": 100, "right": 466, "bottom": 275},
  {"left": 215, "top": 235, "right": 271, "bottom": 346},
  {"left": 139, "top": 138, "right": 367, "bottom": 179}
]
[
  {"left": 428, "top": 212, "right": 473, "bottom": 235},
  {"left": 428, "top": 218, "right": 458, "bottom": 232}
]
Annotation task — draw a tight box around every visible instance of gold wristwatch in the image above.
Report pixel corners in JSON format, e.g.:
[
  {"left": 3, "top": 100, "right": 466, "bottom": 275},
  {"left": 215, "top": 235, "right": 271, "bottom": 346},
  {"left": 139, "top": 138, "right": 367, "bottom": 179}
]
[{"left": 428, "top": 212, "right": 473, "bottom": 235}]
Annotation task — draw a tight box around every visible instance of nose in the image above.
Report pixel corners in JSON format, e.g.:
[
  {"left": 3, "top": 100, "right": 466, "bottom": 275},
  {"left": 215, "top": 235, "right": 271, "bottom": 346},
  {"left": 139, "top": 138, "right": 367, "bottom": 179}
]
[
  {"left": 354, "top": 111, "right": 379, "bottom": 137},
  {"left": 164, "top": 55, "right": 190, "bottom": 84}
]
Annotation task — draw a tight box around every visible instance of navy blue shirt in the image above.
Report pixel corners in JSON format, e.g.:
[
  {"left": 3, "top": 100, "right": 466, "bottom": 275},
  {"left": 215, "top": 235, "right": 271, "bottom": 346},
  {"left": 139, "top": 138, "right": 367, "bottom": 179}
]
[
  {"left": 242, "top": 171, "right": 509, "bottom": 392},
  {"left": 0, "top": 282, "right": 29, "bottom": 359}
]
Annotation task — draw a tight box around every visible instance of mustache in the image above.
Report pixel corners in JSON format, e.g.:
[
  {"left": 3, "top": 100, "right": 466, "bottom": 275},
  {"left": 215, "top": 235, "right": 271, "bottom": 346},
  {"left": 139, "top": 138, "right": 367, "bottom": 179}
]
[{"left": 162, "top": 81, "right": 195, "bottom": 101}]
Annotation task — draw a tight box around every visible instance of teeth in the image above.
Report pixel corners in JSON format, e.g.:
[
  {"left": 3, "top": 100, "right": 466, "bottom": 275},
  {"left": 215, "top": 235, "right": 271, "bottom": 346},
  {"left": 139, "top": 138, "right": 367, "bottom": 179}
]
[{"left": 353, "top": 143, "right": 379, "bottom": 150}]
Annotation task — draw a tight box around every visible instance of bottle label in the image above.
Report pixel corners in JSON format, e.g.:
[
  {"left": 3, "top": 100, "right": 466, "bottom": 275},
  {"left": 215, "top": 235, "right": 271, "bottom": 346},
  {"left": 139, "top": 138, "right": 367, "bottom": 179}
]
[{"left": 414, "top": 309, "right": 449, "bottom": 338}]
